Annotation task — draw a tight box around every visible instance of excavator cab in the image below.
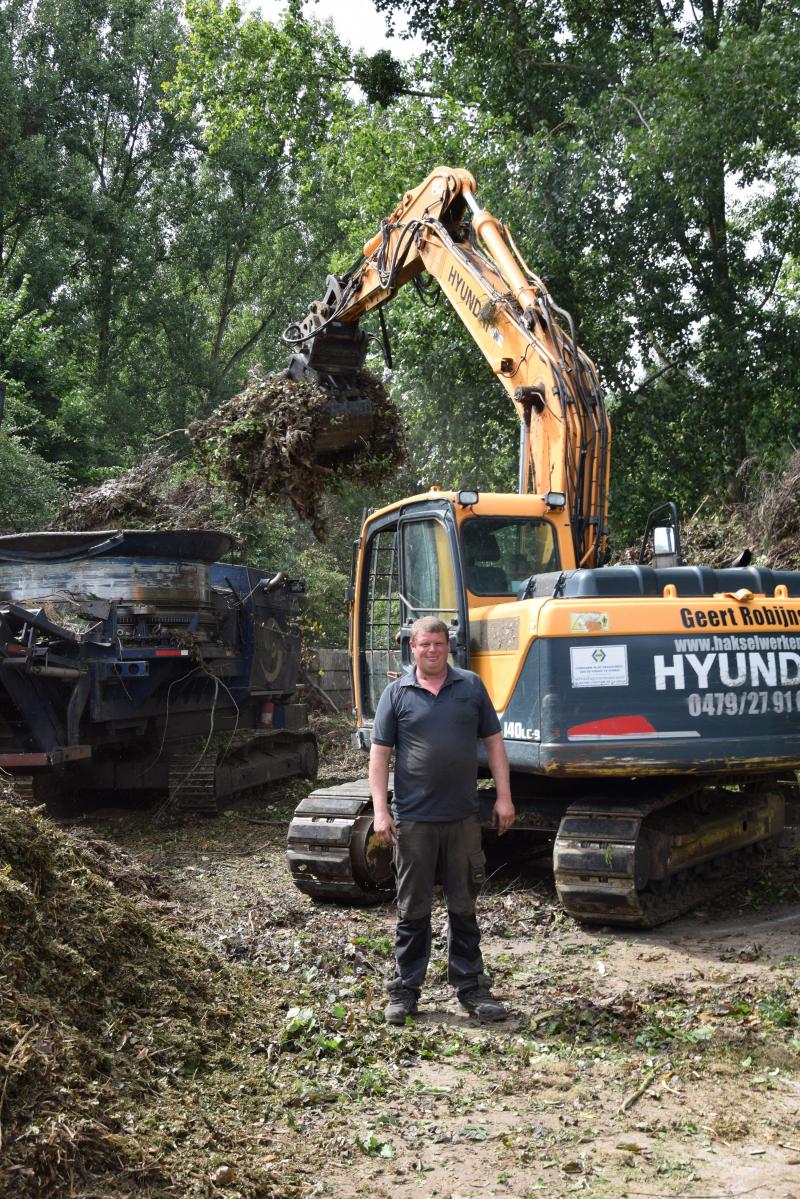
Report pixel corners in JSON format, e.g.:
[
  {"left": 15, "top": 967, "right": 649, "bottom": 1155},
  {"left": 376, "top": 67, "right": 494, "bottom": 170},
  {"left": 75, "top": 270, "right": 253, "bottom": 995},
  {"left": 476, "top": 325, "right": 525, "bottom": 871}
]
[{"left": 351, "top": 489, "right": 574, "bottom": 731}]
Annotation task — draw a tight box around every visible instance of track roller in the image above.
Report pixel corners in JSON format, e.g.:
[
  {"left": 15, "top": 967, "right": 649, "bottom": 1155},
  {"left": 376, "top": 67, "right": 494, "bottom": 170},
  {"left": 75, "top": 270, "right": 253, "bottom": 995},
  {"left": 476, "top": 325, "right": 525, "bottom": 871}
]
[
  {"left": 287, "top": 778, "right": 394, "bottom": 903},
  {"left": 554, "top": 784, "right": 785, "bottom": 927}
]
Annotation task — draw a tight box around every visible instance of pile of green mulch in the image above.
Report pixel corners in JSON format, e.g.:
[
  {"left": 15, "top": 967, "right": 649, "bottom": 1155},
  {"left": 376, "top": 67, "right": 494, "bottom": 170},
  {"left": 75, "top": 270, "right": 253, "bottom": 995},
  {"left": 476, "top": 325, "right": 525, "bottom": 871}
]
[
  {"left": 189, "top": 368, "right": 405, "bottom": 539},
  {"left": 0, "top": 785, "right": 442, "bottom": 1198},
  {"left": 0, "top": 791, "right": 290, "bottom": 1198}
]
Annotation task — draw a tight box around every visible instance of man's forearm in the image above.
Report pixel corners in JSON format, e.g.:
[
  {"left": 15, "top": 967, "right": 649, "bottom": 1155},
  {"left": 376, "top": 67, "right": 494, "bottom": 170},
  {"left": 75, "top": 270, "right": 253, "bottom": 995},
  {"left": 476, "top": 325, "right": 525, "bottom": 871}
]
[
  {"left": 369, "top": 744, "right": 396, "bottom": 845},
  {"left": 484, "top": 733, "right": 515, "bottom": 833},
  {"left": 484, "top": 734, "right": 511, "bottom": 799},
  {"left": 369, "top": 745, "right": 392, "bottom": 813}
]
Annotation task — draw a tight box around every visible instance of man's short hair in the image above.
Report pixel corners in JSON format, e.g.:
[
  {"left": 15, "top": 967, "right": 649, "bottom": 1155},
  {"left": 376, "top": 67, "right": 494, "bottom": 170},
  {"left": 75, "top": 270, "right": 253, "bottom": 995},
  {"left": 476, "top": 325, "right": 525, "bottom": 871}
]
[{"left": 409, "top": 616, "right": 449, "bottom": 643}]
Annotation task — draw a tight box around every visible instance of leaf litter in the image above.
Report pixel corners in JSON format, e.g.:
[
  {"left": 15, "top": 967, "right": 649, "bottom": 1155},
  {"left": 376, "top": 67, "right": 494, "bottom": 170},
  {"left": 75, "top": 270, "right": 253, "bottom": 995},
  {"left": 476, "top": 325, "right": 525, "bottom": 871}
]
[{"left": 3, "top": 716, "right": 800, "bottom": 1198}]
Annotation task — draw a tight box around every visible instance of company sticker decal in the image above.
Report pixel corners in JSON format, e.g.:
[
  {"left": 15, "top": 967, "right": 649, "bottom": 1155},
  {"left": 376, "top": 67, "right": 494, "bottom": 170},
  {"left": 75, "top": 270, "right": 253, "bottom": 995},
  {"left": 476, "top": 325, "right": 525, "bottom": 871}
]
[
  {"left": 654, "top": 632, "right": 800, "bottom": 718},
  {"left": 570, "top": 644, "right": 629, "bottom": 688},
  {"left": 570, "top": 611, "right": 610, "bottom": 634}
]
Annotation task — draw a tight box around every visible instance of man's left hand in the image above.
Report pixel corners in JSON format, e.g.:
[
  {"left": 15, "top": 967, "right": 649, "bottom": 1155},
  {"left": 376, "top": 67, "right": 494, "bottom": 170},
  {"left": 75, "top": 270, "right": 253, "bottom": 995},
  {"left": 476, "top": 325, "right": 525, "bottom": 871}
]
[{"left": 492, "top": 794, "right": 515, "bottom": 835}]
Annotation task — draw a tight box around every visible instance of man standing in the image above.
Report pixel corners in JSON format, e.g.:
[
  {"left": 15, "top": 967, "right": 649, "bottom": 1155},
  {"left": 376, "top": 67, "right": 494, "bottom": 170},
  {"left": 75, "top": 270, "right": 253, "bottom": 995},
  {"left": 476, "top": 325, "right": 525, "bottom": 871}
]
[{"left": 369, "top": 615, "right": 515, "bottom": 1025}]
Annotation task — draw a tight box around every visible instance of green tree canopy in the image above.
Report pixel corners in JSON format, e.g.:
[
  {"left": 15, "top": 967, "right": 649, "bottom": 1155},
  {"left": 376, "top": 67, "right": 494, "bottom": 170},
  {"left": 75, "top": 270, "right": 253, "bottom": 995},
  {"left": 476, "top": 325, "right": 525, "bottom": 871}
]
[
  {"left": 0, "top": 276, "right": 68, "bottom": 526},
  {"left": 374, "top": 0, "right": 800, "bottom": 541}
]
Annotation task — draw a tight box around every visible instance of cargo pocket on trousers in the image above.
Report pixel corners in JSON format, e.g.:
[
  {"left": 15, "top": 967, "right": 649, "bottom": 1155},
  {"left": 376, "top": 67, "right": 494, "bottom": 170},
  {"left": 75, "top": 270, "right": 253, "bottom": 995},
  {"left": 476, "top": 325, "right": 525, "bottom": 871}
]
[{"left": 469, "top": 849, "right": 487, "bottom": 895}]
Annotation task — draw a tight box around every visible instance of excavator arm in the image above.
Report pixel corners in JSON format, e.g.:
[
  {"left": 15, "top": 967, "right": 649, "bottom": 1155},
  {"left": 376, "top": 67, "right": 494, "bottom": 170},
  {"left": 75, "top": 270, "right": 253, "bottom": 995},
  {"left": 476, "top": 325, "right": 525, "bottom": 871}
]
[{"left": 284, "top": 166, "right": 611, "bottom": 568}]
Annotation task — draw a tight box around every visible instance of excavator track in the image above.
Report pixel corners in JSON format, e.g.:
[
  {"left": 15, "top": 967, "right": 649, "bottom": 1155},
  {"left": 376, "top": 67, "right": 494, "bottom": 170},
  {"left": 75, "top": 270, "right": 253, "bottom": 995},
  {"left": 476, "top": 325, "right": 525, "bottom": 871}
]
[
  {"left": 287, "top": 779, "right": 394, "bottom": 904},
  {"left": 287, "top": 775, "right": 789, "bottom": 924},
  {"left": 554, "top": 783, "right": 786, "bottom": 927},
  {"left": 215, "top": 729, "right": 318, "bottom": 799}
]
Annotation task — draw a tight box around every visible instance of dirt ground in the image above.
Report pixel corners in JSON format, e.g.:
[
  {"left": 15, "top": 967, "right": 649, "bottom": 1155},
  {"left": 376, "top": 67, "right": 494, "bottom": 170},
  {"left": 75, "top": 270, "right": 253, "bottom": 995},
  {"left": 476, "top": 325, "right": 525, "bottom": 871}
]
[{"left": 68, "top": 717, "right": 800, "bottom": 1199}]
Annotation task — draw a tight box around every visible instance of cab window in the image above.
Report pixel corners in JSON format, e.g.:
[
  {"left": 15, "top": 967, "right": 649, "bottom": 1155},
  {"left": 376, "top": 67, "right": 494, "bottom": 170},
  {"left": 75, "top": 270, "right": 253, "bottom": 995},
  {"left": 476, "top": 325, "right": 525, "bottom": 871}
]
[
  {"left": 360, "top": 524, "right": 402, "bottom": 718},
  {"left": 461, "top": 517, "right": 558, "bottom": 596},
  {"left": 400, "top": 518, "right": 460, "bottom": 623}
]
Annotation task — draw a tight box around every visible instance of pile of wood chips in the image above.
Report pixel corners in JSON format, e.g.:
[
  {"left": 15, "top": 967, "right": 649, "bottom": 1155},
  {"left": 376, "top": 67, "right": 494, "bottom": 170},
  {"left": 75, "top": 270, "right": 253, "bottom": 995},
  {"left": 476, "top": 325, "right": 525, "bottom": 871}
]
[
  {"left": 60, "top": 452, "right": 220, "bottom": 532},
  {"left": 0, "top": 787, "right": 218, "bottom": 1196}
]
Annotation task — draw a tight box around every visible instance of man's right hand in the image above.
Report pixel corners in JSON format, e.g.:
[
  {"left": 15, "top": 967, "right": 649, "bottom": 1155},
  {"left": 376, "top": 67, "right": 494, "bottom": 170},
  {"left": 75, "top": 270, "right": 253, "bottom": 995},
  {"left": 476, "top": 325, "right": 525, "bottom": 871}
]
[
  {"left": 369, "top": 742, "right": 395, "bottom": 846},
  {"left": 373, "top": 808, "right": 397, "bottom": 847}
]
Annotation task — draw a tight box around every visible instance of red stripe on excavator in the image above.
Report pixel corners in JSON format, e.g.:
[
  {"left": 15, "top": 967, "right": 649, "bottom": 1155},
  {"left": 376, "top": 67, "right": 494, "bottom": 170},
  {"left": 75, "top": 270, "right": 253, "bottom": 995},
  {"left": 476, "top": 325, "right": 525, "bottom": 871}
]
[
  {"left": 155, "top": 649, "right": 189, "bottom": 657},
  {"left": 568, "top": 715, "right": 656, "bottom": 738}
]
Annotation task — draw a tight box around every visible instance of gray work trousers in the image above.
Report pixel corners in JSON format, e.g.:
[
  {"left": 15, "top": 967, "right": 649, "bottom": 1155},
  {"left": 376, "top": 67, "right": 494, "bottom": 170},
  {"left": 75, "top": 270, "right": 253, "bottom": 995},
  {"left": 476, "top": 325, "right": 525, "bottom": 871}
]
[{"left": 388, "top": 814, "right": 488, "bottom": 999}]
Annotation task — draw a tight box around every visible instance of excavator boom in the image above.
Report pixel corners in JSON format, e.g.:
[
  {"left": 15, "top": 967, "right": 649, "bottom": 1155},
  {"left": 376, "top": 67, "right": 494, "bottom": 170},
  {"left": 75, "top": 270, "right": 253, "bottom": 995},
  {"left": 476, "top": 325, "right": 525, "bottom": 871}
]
[{"left": 284, "top": 166, "right": 611, "bottom": 569}]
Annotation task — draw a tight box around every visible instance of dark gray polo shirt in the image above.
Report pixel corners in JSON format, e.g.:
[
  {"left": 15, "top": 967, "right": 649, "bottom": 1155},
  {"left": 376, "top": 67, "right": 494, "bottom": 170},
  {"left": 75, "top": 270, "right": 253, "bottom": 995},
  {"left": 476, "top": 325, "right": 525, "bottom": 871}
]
[{"left": 371, "top": 665, "right": 501, "bottom": 822}]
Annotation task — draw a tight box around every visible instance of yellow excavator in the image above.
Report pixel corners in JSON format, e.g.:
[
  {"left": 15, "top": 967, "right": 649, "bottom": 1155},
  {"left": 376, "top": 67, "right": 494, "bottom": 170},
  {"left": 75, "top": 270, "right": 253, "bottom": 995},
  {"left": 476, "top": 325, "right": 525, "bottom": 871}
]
[{"left": 286, "top": 166, "right": 797, "bottom": 926}]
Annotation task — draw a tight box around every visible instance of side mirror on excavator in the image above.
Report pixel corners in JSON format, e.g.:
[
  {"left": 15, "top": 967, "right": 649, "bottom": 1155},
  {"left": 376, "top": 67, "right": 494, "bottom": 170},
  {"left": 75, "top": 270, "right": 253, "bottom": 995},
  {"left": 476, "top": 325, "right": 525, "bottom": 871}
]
[
  {"left": 652, "top": 526, "right": 678, "bottom": 569},
  {"left": 638, "top": 501, "right": 683, "bottom": 568}
]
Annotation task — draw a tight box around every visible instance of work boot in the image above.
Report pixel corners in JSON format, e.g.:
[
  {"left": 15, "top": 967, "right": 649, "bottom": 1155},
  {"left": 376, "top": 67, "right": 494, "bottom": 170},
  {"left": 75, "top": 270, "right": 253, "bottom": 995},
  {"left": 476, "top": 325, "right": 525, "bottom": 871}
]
[
  {"left": 458, "top": 983, "right": 508, "bottom": 1022},
  {"left": 383, "top": 987, "right": 418, "bottom": 1025}
]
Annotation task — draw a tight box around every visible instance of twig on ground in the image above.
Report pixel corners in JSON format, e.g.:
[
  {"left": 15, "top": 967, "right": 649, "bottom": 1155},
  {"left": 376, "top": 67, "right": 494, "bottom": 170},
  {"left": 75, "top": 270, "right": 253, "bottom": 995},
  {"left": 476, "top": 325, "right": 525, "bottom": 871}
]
[
  {"left": 302, "top": 670, "right": 340, "bottom": 712},
  {"left": 619, "top": 1066, "right": 657, "bottom": 1112},
  {"left": 163, "top": 840, "right": 274, "bottom": 857},
  {"left": 625, "top": 1189, "right": 766, "bottom": 1198}
]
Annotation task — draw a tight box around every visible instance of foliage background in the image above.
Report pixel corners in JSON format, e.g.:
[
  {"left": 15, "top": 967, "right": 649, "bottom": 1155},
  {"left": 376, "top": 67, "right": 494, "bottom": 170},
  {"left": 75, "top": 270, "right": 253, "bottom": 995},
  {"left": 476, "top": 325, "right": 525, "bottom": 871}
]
[{"left": 2, "top": 0, "right": 800, "bottom": 638}]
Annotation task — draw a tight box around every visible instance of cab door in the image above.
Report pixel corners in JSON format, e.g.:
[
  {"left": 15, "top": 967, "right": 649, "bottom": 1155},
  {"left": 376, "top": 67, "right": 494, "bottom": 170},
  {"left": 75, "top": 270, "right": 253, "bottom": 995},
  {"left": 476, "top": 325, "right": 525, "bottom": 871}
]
[
  {"left": 397, "top": 502, "right": 469, "bottom": 672},
  {"left": 355, "top": 500, "right": 468, "bottom": 729}
]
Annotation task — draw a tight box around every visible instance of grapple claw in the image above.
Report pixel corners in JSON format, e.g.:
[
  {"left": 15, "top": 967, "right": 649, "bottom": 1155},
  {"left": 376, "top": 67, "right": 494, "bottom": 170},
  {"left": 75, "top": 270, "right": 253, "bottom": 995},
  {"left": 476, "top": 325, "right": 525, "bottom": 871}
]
[{"left": 284, "top": 288, "right": 377, "bottom": 454}]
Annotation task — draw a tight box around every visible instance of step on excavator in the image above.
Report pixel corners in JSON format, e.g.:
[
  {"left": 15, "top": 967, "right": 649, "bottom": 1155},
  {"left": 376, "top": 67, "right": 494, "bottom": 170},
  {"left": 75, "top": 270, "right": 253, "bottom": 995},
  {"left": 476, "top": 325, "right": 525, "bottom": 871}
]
[{"left": 285, "top": 166, "right": 797, "bottom": 926}]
